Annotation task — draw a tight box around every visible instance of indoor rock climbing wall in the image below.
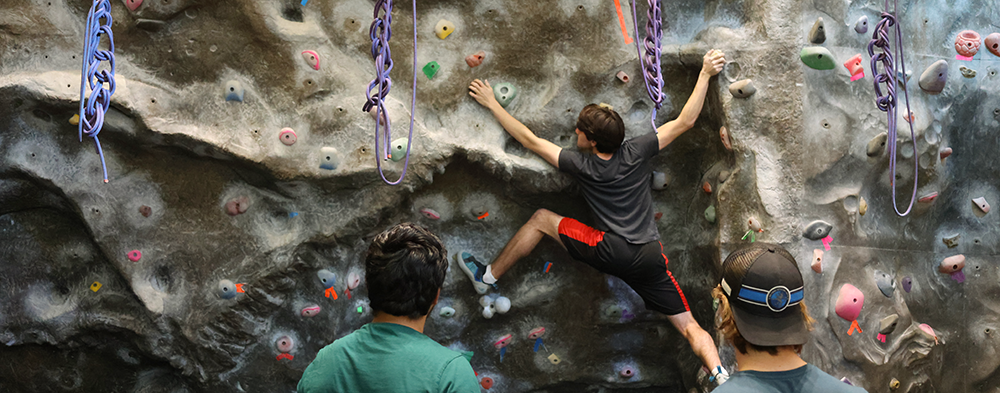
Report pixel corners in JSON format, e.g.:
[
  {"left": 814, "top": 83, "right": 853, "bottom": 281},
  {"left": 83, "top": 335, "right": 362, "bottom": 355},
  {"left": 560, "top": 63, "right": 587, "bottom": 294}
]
[{"left": 1, "top": 0, "right": 998, "bottom": 392}]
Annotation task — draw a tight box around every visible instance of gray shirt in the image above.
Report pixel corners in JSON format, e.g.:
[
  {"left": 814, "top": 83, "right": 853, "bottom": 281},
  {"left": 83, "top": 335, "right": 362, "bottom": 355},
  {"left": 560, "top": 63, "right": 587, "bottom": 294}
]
[
  {"left": 712, "top": 364, "right": 869, "bottom": 393},
  {"left": 558, "top": 132, "right": 659, "bottom": 244}
]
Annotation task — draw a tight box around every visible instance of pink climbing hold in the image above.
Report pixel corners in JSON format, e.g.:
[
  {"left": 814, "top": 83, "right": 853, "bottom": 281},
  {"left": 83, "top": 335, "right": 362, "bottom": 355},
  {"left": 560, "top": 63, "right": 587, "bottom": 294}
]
[
  {"left": 955, "top": 30, "right": 981, "bottom": 58},
  {"left": 301, "top": 305, "right": 321, "bottom": 317},
  {"left": 919, "top": 323, "right": 939, "bottom": 344},
  {"left": 225, "top": 196, "right": 250, "bottom": 216},
  {"left": 276, "top": 335, "right": 294, "bottom": 353},
  {"left": 918, "top": 192, "right": 938, "bottom": 203},
  {"left": 527, "top": 327, "right": 546, "bottom": 340},
  {"left": 843, "top": 54, "right": 864, "bottom": 80},
  {"left": 939, "top": 255, "right": 965, "bottom": 274},
  {"left": 719, "top": 126, "right": 732, "bottom": 151},
  {"left": 347, "top": 272, "right": 361, "bottom": 290},
  {"left": 834, "top": 283, "right": 864, "bottom": 322},
  {"left": 493, "top": 334, "right": 512, "bottom": 349},
  {"left": 301, "top": 50, "right": 320, "bottom": 70},
  {"left": 822, "top": 236, "right": 832, "bottom": 251},
  {"left": 940, "top": 147, "right": 953, "bottom": 161},
  {"left": 419, "top": 208, "right": 440, "bottom": 220},
  {"left": 616, "top": 71, "right": 630, "bottom": 83},
  {"left": 973, "top": 197, "right": 991, "bottom": 214},
  {"left": 279, "top": 128, "right": 297, "bottom": 146},
  {"left": 123, "top": 0, "right": 142, "bottom": 12},
  {"left": 986, "top": 33, "right": 1000, "bottom": 57},
  {"left": 127, "top": 250, "right": 142, "bottom": 262},
  {"left": 811, "top": 249, "right": 823, "bottom": 273},
  {"left": 465, "top": 51, "right": 485, "bottom": 67},
  {"left": 619, "top": 366, "right": 635, "bottom": 378}
]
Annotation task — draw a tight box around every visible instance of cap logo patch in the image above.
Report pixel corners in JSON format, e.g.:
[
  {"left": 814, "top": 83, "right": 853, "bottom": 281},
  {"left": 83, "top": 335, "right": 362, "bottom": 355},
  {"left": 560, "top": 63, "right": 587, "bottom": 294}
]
[{"left": 737, "top": 284, "right": 803, "bottom": 312}]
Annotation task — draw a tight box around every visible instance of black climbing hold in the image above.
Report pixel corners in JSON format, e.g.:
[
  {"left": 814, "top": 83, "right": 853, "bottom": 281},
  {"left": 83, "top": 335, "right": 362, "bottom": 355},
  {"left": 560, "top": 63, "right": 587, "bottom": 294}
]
[
  {"left": 802, "top": 220, "right": 832, "bottom": 240},
  {"left": 808, "top": 17, "right": 825, "bottom": 44},
  {"left": 867, "top": 132, "right": 887, "bottom": 157}
]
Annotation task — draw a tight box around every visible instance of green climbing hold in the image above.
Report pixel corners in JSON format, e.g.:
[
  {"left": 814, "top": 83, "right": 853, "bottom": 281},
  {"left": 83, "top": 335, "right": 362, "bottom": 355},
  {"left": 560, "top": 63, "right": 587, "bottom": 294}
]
[
  {"left": 389, "top": 138, "right": 408, "bottom": 162},
  {"left": 357, "top": 306, "right": 363, "bottom": 313},
  {"left": 422, "top": 61, "right": 439, "bottom": 79},
  {"left": 493, "top": 82, "right": 517, "bottom": 108},
  {"left": 704, "top": 205, "right": 716, "bottom": 223},
  {"left": 800, "top": 47, "right": 836, "bottom": 70}
]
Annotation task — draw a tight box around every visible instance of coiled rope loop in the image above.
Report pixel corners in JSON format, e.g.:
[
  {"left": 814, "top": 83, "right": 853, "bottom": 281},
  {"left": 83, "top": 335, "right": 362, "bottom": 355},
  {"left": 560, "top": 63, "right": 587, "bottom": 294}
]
[
  {"left": 866, "top": 0, "right": 918, "bottom": 217},
  {"left": 363, "top": 0, "right": 417, "bottom": 186},
  {"left": 629, "top": 0, "right": 665, "bottom": 132},
  {"left": 78, "top": 0, "right": 116, "bottom": 183}
]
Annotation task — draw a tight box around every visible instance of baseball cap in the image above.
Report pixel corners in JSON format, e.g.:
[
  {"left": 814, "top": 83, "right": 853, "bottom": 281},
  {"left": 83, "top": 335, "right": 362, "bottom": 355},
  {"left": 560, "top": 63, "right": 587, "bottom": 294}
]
[{"left": 720, "top": 243, "right": 810, "bottom": 346}]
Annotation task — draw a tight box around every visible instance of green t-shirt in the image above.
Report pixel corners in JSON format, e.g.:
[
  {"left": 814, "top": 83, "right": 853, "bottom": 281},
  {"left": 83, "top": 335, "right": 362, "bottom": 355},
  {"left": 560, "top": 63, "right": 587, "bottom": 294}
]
[
  {"left": 297, "top": 323, "right": 479, "bottom": 393},
  {"left": 712, "top": 364, "right": 869, "bottom": 393}
]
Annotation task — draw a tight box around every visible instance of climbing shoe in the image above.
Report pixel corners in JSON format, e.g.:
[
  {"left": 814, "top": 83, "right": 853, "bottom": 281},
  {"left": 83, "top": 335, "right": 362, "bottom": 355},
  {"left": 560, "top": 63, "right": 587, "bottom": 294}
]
[{"left": 456, "top": 251, "right": 490, "bottom": 294}]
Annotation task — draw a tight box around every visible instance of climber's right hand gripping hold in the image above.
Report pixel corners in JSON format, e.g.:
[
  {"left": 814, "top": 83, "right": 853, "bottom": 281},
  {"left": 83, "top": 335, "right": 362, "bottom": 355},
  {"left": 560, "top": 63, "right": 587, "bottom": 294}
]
[
  {"left": 654, "top": 49, "right": 725, "bottom": 150},
  {"left": 469, "top": 79, "right": 562, "bottom": 168}
]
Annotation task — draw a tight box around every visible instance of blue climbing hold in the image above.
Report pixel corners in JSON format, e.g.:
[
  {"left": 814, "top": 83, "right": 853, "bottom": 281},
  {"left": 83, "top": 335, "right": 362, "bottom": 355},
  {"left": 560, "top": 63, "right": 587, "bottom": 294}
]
[
  {"left": 218, "top": 279, "right": 238, "bottom": 299},
  {"left": 390, "top": 138, "right": 408, "bottom": 162},
  {"left": 493, "top": 83, "right": 517, "bottom": 108},
  {"left": 225, "top": 80, "right": 244, "bottom": 102},
  {"left": 317, "top": 269, "right": 336, "bottom": 289},
  {"left": 319, "top": 147, "right": 340, "bottom": 170}
]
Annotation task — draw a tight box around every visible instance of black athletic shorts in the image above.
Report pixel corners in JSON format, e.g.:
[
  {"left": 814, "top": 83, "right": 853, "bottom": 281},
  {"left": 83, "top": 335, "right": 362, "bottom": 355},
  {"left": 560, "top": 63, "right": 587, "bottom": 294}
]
[{"left": 557, "top": 217, "right": 690, "bottom": 315}]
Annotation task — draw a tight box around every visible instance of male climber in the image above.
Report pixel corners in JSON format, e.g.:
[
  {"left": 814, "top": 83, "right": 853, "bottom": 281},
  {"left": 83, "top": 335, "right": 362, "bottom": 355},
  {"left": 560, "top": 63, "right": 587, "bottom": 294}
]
[{"left": 465, "top": 49, "right": 729, "bottom": 385}]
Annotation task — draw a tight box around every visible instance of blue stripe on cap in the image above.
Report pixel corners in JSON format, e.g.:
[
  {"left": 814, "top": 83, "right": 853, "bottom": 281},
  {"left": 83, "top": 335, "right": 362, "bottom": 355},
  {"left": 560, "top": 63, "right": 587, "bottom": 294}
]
[
  {"left": 789, "top": 288, "right": 803, "bottom": 303},
  {"left": 738, "top": 287, "right": 768, "bottom": 304}
]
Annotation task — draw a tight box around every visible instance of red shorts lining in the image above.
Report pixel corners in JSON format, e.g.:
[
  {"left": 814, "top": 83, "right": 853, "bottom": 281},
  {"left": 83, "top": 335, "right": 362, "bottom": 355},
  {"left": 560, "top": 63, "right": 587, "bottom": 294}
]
[{"left": 558, "top": 218, "right": 605, "bottom": 247}]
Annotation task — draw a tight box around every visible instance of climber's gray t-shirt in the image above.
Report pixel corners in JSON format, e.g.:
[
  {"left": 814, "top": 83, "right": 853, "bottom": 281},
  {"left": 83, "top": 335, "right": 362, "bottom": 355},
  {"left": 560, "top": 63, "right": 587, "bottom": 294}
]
[
  {"left": 712, "top": 364, "right": 869, "bottom": 393},
  {"left": 558, "top": 132, "right": 659, "bottom": 244}
]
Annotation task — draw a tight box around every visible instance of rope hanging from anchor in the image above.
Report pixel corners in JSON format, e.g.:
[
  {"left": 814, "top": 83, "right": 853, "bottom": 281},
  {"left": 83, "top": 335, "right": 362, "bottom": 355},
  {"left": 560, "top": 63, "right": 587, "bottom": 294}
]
[
  {"left": 867, "top": 0, "right": 918, "bottom": 216},
  {"left": 79, "top": 0, "right": 117, "bottom": 183},
  {"left": 363, "top": 0, "right": 417, "bottom": 185},
  {"left": 629, "top": 0, "right": 665, "bottom": 132}
]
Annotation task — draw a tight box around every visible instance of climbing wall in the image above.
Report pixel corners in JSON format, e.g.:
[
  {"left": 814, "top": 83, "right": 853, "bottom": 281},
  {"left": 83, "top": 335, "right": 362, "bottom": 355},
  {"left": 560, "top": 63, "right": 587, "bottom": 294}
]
[{"left": 0, "top": 0, "right": 997, "bottom": 392}]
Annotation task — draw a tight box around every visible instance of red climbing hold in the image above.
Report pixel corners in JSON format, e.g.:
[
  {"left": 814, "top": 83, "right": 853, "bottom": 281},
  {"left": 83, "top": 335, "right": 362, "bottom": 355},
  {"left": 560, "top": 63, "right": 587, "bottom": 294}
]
[
  {"left": 702, "top": 181, "right": 712, "bottom": 194},
  {"left": 843, "top": 54, "right": 864, "bottom": 80},
  {"left": 918, "top": 192, "right": 938, "bottom": 203},
  {"left": 225, "top": 197, "right": 250, "bottom": 216},
  {"left": 123, "top": 0, "right": 142, "bottom": 12},
  {"left": 480, "top": 377, "right": 494, "bottom": 389},
  {"left": 127, "top": 250, "right": 142, "bottom": 262},
  {"left": 940, "top": 147, "right": 953, "bottom": 161},
  {"left": 654, "top": 212, "right": 663, "bottom": 221},
  {"left": 719, "top": 126, "right": 732, "bottom": 151},
  {"left": 465, "top": 51, "right": 485, "bottom": 67},
  {"left": 139, "top": 205, "right": 152, "bottom": 217}
]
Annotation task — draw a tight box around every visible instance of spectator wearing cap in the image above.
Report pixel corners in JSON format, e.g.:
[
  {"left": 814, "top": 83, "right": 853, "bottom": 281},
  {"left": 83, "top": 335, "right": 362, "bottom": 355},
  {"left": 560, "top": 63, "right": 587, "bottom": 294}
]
[{"left": 711, "top": 243, "right": 869, "bottom": 393}]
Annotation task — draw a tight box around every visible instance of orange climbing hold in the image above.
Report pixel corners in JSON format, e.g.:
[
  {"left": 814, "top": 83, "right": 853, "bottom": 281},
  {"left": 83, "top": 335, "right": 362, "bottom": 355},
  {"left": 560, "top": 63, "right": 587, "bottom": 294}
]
[
  {"left": 325, "top": 286, "right": 338, "bottom": 299},
  {"left": 465, "top": 51, "right": 485, "bottom": 67},
  {"left": 702, "top": 181, "right": 712, "bottom": 194}
]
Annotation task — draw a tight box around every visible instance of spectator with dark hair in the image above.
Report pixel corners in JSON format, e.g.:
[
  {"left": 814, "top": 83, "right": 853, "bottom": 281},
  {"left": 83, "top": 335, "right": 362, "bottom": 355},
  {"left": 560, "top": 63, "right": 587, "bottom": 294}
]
[
  {"left": 711, "top": 243, "right": 868, "bottom": 393},
  {"left": 297, "top": 223, "right": 479, "bottom": 393}
]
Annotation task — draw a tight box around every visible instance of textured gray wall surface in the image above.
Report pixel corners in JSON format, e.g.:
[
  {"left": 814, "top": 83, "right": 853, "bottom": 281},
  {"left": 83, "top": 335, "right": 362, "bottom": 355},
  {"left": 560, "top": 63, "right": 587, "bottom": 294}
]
[{"left": 1, "top": 0, "right": 997, "bottom": 392}]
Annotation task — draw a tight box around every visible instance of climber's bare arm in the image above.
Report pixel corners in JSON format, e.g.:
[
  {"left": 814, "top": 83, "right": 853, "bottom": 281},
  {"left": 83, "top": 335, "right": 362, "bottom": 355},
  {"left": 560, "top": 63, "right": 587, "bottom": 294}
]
[
  {"left": 469, "top": 79, "right": 562, "bottom": 168},
  {"left": 656, "top": 49, "right": 726, "bottom": 150}
]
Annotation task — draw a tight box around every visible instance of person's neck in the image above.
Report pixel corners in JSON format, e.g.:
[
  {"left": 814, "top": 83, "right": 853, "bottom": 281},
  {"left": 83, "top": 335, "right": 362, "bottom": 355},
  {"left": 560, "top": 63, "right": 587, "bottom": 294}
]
[
  {"left": 371, "top": 312, "right": 428, "bottom": 333},
  {"left": 590, "top": 146, "right": 613, "bottom": 161},
  {"left": 734, "top": 346, "right": 808, "bottom": 372}
]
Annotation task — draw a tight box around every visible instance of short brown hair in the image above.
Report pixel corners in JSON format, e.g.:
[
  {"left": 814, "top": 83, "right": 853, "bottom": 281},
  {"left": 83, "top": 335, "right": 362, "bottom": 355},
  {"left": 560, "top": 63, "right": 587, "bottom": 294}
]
[
  {"left": 712, "top": 285, "right": 816, "bottom": 355},
  {"left": 576, "top": 104, "right": 625, "bottom": 154},
  {"left": 365, "top": 223, "right": 447, "bottom": 319}
]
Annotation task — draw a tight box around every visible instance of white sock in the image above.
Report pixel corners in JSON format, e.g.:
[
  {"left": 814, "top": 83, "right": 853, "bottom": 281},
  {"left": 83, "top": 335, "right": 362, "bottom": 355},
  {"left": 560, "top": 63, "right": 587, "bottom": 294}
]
[{"left": 482, "top": 265, "right": 497, "bottom": 284}]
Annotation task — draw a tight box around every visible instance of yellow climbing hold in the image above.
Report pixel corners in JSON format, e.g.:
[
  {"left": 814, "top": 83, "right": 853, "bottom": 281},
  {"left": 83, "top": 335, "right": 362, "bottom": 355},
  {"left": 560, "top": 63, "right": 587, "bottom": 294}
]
[
  {"left": 434, "top": 19, "right": 455, "bottom": 39},
  {"left": 859, "top": 197, "right": 868, "bottom": 216},
  {"left": 90, "top": 281, "right": 102, "bottom": 292},
  {"left": 69, "top": 114, "right": 80, "bottom": 125}
]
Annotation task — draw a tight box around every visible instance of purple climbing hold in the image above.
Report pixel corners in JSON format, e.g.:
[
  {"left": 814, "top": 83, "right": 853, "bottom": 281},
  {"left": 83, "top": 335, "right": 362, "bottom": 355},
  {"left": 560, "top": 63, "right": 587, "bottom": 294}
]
[
  {"left": 854, "top": 15, "right": 868, "bottom": 34},
  {"left": 901, "top": 276, "right": 912, "bottom": 293},
  {"left": 918, "top": 60, "right": 948, "bottom": 94},
  {"left": 279, "top": 128, "right": 297, "bottom": 146},
  {"left": 225, "top": 196, "right": 250, "bottom": 216}
]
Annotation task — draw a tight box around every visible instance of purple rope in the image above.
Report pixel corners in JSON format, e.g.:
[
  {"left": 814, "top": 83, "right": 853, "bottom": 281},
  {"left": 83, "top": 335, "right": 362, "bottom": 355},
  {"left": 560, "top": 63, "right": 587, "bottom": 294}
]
[
  {"left": 629, "top": 0, "right": 665, "bottom": 132},
  {"left": 363, "top": 0, "right": 417, "bottom": 186},
  {"left": 866, "top": 0, "right": 917, "bottom": 216},
  {"left": 79, "top": 0, "right": 116, "bottom": 183}
]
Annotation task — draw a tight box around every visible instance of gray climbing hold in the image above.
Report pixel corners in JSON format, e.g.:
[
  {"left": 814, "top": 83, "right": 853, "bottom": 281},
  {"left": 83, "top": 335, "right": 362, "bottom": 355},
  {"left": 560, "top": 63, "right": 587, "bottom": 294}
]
[
  {"left": 748, "top": 217, "right": 762, "bottom": 232},
  {"left": 874, "top": 270, "right": 895, "bottom": 298},
  {"left": 973, "top": 197, "right": 991, "bottom": 214},
  {"left": 439, "top": 306, "right": 456, "bottom": 317},
  {"left": 704, "top": 205, "right": 716, "bottom": 223},
  {"left": 389, "top": 138, "right": 408, "bottom": 162},
  {"left": 808, "top": 17, "right": 826, "bottom": 44},
  {"left": 651, "top": 171, "right": 669, "bottom": 190},
  {"left": 866, "top": 132, "right": 887, "bottom": 157},
  {"left": 943, "top": 234, "right": 960, "bottom": 248},
  {"left": 879, "top": 314, "right": 899, "bottom": 335},
  {"left": 319, "top": 147, "right": 340, "bottom": 170},
  {"left": 803, "top": 220, "right": 832, "bottom": 240},
  {"left": 317, "top": 269, "right": 336, "bottom": 289},
  {"left": 605, "top": 305, "right": 622, "bottom": 319},
  {"left": 960, "top": 66, "right": 977, "bottom": 78},
  {"left": 896, "top": 69, "right": 912, "bottom": 86},
  {"left": 493, "top": 83, "right": 517, "bottom": 108},
  {"left": 918, "top": 60, "right": 948, "bottom": 94},
  {"left": 218, "top": 279, "right": 238, "bottom": 299},
  {"left": 729, "top": 79, "right": 756, "bottom": 98},
  {"left": 901, "top": 276, "right": 912, "bottom": 292},
  {"left": 225, "top": 80, "right": 244, "bottom": 102},
  {"left": 854, "top": 15, "right": 868, "bottom": 34}
]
